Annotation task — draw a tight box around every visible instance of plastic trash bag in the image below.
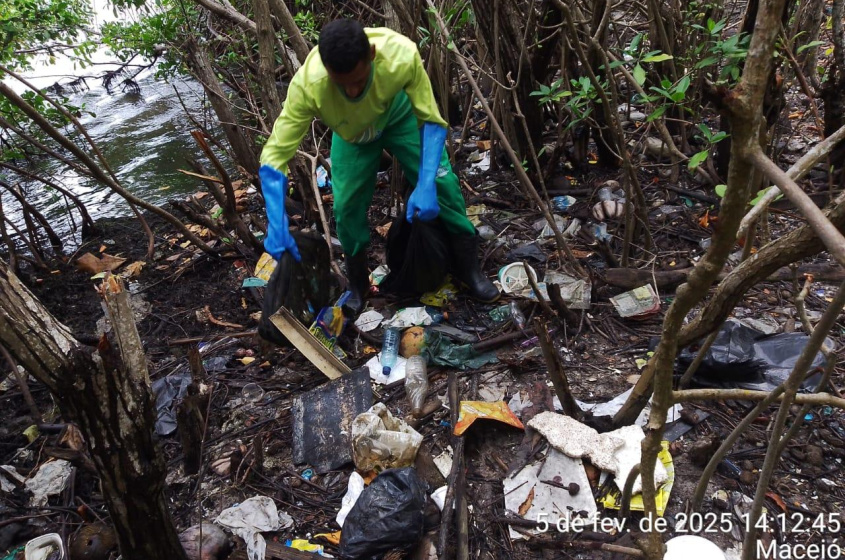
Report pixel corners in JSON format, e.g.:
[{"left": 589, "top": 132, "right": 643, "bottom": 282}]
[
  {"left": 381, "top": 214, "right": 451, "bottom": 296},
  {"left": 350, "top": 403, "right": 423, "bottom": 472},
  {"left": 258, "top": 231, "right": 339, "bottom": 346},
  {"left": 677, "top": 319, "right": 829, "bottom": 392},
  {"left": 339, "top": 468, "right": 428, "bottom": 560}
]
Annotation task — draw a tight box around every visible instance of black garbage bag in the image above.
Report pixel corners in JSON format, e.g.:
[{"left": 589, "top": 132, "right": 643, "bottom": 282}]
[
  {"left": 677, "top": 319, "right": 829, "bottom": 392},
  {"left": 258, "top": 230, "right": 339, "bottom": 346},
  {"left": 380, "top": 214, "right": 451, "bottom": 296},
  {"left": 339, "top": 467, "right": 428, "bottom": 560}
]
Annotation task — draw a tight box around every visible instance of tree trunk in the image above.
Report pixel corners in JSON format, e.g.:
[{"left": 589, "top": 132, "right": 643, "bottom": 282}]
[
  {"left": 0, "top": 264, "right": 188, "bottom": 560},
  {"left": 383, "top": 0, "right": 419, "bottom": 39},
  {"left": 267, "top": 0, "right": 312, "bottom": 64},
  {"left": 471, "top": 0, "right": 545, "bottom": 158},
  {"left": 822, "top": 0, "right": 845, "bottom": 173},
  {"left": 186, "top": 38, "right": 261, "bottom": 173},
  {"left": 253, "top": 0, "right": 283, "bottom": 123}
]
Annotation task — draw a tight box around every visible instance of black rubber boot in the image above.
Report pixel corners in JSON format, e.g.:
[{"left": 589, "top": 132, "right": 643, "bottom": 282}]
[
  {"left": 342, "top": 251, "right": 370, "bottom": 318},
  {"left": 450, "top": 232, "right": 501, "bottom": 303}
]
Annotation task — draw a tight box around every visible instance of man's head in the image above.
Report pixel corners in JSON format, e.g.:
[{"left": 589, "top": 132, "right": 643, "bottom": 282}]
[{"left": 319, "top": 19, "right": 375, "bottom": 99}]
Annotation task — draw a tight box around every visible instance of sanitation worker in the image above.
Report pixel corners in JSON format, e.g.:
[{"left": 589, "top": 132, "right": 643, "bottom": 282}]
[{"left": 259, "top": 18, "right": 500, "bottom": 316}]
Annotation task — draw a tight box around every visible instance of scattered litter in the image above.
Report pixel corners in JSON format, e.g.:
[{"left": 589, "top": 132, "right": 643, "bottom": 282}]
[
  {"left": 454, "top": 401, "right": 524, "bottom": 436},
  {"left": 503, "top": 449, "right": 596, "bottom": 539},
  {"left": 151, "top": 370, "right": 191, "bottom": 436},
  {"left": 533, "top": 215, "right": 568, "bottom": 238},
  {"left": 336, "top": 471, "right": 365, "bottom": 527},
  {"left": 179, "top": 523, "right": 230, "bottom": 560},
  {"left": 269, "top": 307, "right": 350, "bottom": 380},
  {"left": 428, "top": 324, "right": 475, "bottom": 343},
  {"left": 420, "top": 278, "right": 459, "bottom": 307},
  {"left": 421, "top": 331, "right": 498, "bottom": 370},
  {"left": 215, "top": 496, "right": 293, "bottom": 560},
  {"left": 286, "top": 539, "right": 328, "bottom": 556},
  {"left": 610, "top": 284, "right": 660, "bottom": 318},
  {"left": 405, "top": 356, "right": 429, "bottom": 416},
  {"left": 477, "top": 370, "right": 513, "bottom": 402},
  {"left": 382, "top": 307, "right": 434, "bottom": 328},
  {"left": 350, "top": 403, "right": 423, "bottom": 472},
  {"left": 576, "top": 387, "right": 683, "bottom": 427},
  {"left": 600, "top": 441, "right": 675, "bottom": 516},
  {"left": 366, "top": 353, "right": 408, "bottom": 384},
  {"left": 498, "top": 262, "right": 538, "bottom": 294},
  {"left": 466, "top": 204, "right": 490, "bottom": 227},
  {"left": 292, "top": 367, "right": 372, "bottom": 473},
  {"left": 544, "top": 271, "right": 591, "bottom": 309},
  {"left": 467, "top": 151, "right": 490, "bottom": 172},
  {"left": 400, "top": 326, "right": 427, "bottom": 357},
  {"left": 664, "top": 535, "right": 726, "bottom": 560},
  {"left": 26, "top": 460, "right": 73, "bottom": 508},
  {"left": 433, "top": 446, "right": 453, "bottom": 478},
  {"left": 551, "top": 195, "right": 576, "bottom": 212},
  {"left": 528, "top": 413, "right": 668, "bottom": 493},
  {"left": 431, "top": 485, "right": 448, "bottom": 510},
  {"left": 678, "top": 319, "right": 830, "bottom": 392},
  {"left": 505, "top": 242, "right": 548, "bottom": 263},
  {"left": 593, "top": 222, "right": 611, "bottom": 241},
  {"left": 0, "top": 465, "right": 25, "bottom": 493},
  {"left": 478, "top": 225, "right": 496, "bottom": 240},
  {"left": 316, "top": 165, "right": 330, "bottom": 189},
  {"left": 241, "top": 277, "right": 267, "bottom": 288},
  {"left": 354, "top": 309, "right": 384, "bottom": 332},
  {"left": 592, "top": 186, "right": 625, "bottom": 221},
  {"left": 241, "top": 383, "right": 264, "bottom": 403},
  {"left": 507, "top": 392, "right": 534, "bottom": 417},
  {"left": 339, "top": 468, "right": 428, "bottom": 559},
  {"left": 370, "top": 264, "right": 390, "bottom": 286},
  {"left": 24, "top": 533, "right": 65, "bottom": 560},
  {"left": 738, "top": 315, "right": 781, "bottom": 336},
  {"left": 309, "top": 301, "right": 349, "bottom": 360}
]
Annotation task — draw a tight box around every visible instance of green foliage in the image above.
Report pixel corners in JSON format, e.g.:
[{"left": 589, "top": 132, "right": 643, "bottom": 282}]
[
  {"left": 688, "top": 123, "right": 728, "bottom": 170},
  {"left": 530, "top": 75, "right": 605, "bottom": 132},
  {"left": 690, "top": 18, "right": 751, "bottom": 84},
  {"left": 293, "top": 10, "right": 319, "bottom": 42},
  {"left": 713, "top": 183, "right": 782, "bottom": 206},
  {"left": 0, "top": 0, "right": 96, "bottom": 70}
]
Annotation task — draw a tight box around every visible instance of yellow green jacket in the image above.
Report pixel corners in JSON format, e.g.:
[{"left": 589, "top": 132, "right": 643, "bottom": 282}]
[{"left": 260, "top": 27, "right": 447, "bottom": 173}]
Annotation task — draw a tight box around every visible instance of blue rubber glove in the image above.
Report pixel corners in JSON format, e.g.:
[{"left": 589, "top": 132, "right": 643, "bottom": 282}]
[
  {"left": 406, "top": 122, "right": 447, "bottom": 223},
  {"left": 259, "top": 164, "right": 301, "bottom": 262}
]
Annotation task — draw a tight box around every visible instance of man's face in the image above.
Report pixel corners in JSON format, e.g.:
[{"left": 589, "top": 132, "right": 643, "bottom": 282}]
[{"left": 327, "top": 45, "right": 376, "bottom": 99}]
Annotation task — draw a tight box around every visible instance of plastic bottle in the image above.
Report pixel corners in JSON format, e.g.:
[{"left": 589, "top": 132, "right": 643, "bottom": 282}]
[
  {"left": 509, "top": 301, "right": 526, "bottom": 329},
  {"left": 381, "top": 327, "right": 400, "bottom": 376},
  {"left": 597, "top": 186, "right": 615, "bottom": 202},
  {"left": 405, "top": 356, "right": 429, "bottom": 417}
]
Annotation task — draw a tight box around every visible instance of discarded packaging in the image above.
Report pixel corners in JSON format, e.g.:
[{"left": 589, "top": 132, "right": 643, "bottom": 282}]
[
  {"left": 215, "top": 496, "right": 293, "bottom": 560},
  {"left": 420, "top": 278, "right": 459, "bottom": 307},
  {"left": 24, "top": 533, "right": 64, "bottom": 560},
  {"left": 431, "top": 485, "right": 448, "bottom": 511},
  {"left": 506, "top": 242, "right": 548, "bottom": 263},
  {"left": 433, "top": 446, "right": 453, "bottom": 479},
  {"left": 354, "top": 309, "right": 384, "bottom": 332},
  {"left": 370, "top": 264, "right": 389, "bottom": 286},
  {"left": 26, "top": 460, "right": 73, "bottom": 508},
  {"left": 292, "top": 367, "right": 372, "bottom": 473},
  {"left": 421, "top": 331, "right": 498, "bottom": 370},
  {"left": 1, "top": 465, "right": 25, "bottom": 493},
  {"left": 576, "top": 386, "right": 683, "bottom": 428},
  {"left": 366, "top": 352, "right": 407, "bottom": 384},
  {"left": 336, "top": 471, "right": 365, "bottom": 527},
  {"left": 610, "top": 284, "right": 660, "bottom": 318},
  {"left": 528, "top": 412, "right": 668, "bottom": 493},
  {"left": 405, "top": 356, "right": 429, "bottom": 417},
  {"left": 454, "top": 401, "right": 524, "bottom": 436},
  {"left": 551, "top": 195, "right": 576, "bottom": 212},
  {"left": 339, "top": 468, "right": 428, "bottom": 559},
  {"left": 466, "top": 204, "right": 490, "bottom": 227},
  {"left": 498, "top": 262, "right": 538, "bottom": 294},
  {"left": 350, "top": 403, "right": 423, "bottom": 472},
  {"left": 600, "top": 441, "right": 675, "bottom": 516},
  {"left": 503, "top": 450, "right": 596, "bottom": 539},
  {"left": 677, "top": 319, "right": 830, "bottom": 392},
  {"left": 478, "top": 225, "right": 496, "bottom": 240},
  {"left": 533, "top": 215, "right": 568, "bottom": 238},
  {"left": 544, "top": 271, "right": 591, "bottom": 310},
  {"left": 382, "top": 307, "right": 434, "bottom": 328},
  {"left": 285, "top": 539, "right": 327, "bottom": 556}
]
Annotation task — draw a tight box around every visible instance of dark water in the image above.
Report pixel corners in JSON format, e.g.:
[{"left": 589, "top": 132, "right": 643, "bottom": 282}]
[{"left": 5, "top": 71, "right": 222, "bottom": 248}]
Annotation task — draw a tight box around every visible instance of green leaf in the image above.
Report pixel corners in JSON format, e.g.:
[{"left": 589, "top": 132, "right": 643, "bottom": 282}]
[
  {"left": 633, "top": 64, "right": 646, "bottom": 86},
  {"left": 645, "top": 105, "right": 667, "bottom": 122},
  {"left": 714, "top": 184, "right": 727, "bottom": 197},
  {"left": 797, "top": 40, "right": 825, "bottom": 54},
  {"left": 676, "top": 75, "right": 691, "bottom": 94},
  {"left": 688, "top": 150, "right": 709, "bottom": 170},
  {"left": 643, "top": 53, "right": 674, "bottom": 63},
  {"left": 695, "top": 56, "right": 719, "bottom": 69}
]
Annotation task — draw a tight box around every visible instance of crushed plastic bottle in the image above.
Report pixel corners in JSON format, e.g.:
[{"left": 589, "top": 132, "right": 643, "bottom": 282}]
[
  {"left": 405, "top": 356, "right": 429, "bottom": 417},
  {"left": 509, "top": 301, "right": 526, "bottom": 329},
  {"left": 425, "top": 306, "right": 448, "bottom": 324},
  {"left": 381, "top": 327, "right": 401, "bottom": 377},
  {"left": 478, "top": 225, "right": 496, "bottom": 240}
]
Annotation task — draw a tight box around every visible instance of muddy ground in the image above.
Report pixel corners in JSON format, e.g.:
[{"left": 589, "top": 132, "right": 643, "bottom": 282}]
[{"left": 1, "top": 126, "right": 844, "bottom": 560}]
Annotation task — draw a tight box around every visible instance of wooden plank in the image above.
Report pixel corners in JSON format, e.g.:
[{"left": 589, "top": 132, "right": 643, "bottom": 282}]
[{"left": 269, "top": 307, "right": 350, "bottom": 380}]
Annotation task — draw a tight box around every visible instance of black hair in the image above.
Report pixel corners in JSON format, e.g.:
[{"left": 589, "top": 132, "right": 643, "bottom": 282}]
[{"left": 318, "top": 19, "right": 371, "bottom": 74}]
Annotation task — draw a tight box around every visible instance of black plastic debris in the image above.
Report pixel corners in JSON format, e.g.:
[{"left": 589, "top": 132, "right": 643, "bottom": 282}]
[
  {"left": 151, "top": 371, "right": 191, "bottom": 436},
  {"left": 339, "top": 468, "right": 428, "bottom": 560},
  {"left": 678, "top": 320, "right": 829, "bottom": 392},
  {"left": 382, "top": 215, "right": 451, "bottom": 296}
]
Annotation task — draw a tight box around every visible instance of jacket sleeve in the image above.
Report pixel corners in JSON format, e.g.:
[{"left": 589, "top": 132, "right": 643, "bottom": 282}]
[
  {"left": 403, "top": 47, "right": 448, "bottom": 129},
  {"left": 260, "top": 77, "right": 315, "bottom": 173}
]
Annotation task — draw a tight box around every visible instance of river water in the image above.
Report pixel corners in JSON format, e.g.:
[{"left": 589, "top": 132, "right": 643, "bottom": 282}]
[{"left": 3, "top": 1, "right": 224, "bottom": 248}]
